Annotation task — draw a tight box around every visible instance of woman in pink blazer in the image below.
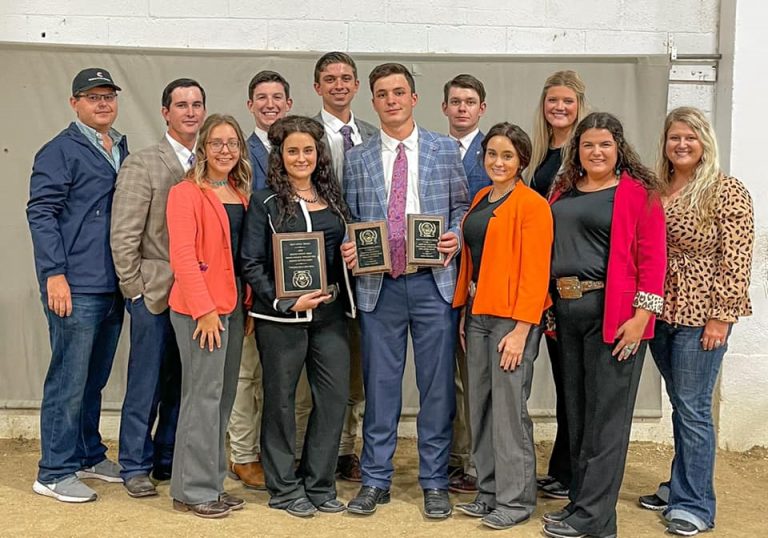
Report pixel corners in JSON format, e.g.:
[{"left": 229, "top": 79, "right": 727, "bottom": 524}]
[
  {"left": 542, "top": 112, "right": 666, "bottom": 538},
  {"left": 166, "top": 114, "right": 252, "bottom": 519}
]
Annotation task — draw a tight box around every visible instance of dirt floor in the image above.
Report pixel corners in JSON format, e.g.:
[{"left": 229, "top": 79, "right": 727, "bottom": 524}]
[{"left": 1, "top": 438, "right": 765, "bottom": 538}]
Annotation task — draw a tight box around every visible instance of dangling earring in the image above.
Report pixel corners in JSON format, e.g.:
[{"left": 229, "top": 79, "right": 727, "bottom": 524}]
[
  {"left": 578, "top": 166, "right": 585, "bottom": 177},
  {"left": 615, "top": 165, "right": 621, "bottom": 176}
]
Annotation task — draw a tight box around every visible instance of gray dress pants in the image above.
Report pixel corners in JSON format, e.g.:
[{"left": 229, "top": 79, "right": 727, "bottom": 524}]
[
  {"left": 169, "top": 294, "right": 244, "bottom": 504},
  {"left": 465, "top": 305, "right": 542, "bottom": 521}
]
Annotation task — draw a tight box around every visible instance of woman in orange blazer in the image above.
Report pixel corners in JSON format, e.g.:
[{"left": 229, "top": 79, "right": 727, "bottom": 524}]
[
  {"left": 166, "top": 114, "right": 252, "bottom": 519},
  {"left": 452, "top": 122, "right": 553, "bottom": 530}
]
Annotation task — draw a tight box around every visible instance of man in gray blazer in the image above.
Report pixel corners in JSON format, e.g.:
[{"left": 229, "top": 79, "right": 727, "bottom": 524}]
[
  {"left": 110, "top": 78, "right": 206, "bottom": 498},
  {"left": 305, "top": 52, "right": 377, "bottom": 483},
  {"left": 342, "top": 63, "right": 469, "bottom": 519}
]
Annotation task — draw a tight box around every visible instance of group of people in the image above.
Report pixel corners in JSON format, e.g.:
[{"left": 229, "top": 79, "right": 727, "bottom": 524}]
[{"left": 26, "top": 52, "right": 753, "bottom": 538}]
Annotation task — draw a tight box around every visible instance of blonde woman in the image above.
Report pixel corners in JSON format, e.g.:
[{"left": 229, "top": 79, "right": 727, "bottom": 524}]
[
  {"left": 638, "top": 107, "right": 754, "bottom": 537},
  {"left": 167, "top": 114, "right": 252, "bottom": 518},
  {"left": 528, "top": 70, "right": 587, "bottom": 501}
]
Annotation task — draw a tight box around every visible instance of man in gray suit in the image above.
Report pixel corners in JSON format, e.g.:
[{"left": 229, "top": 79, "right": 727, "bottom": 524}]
[
  {"left": 305, "top": 51, "right": 377, "bottom": 483},
  {"left": 110, "top": 78, "right": 206, "bottom": 498}
]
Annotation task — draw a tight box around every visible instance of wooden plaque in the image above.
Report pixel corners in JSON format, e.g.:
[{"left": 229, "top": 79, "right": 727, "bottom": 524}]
[
  {"left": 348, "top": 220, "right": 392, "bottom": 275},
  {"left": 272, "top": 231, "right": 327, "bottom": 298},
  {"left": 407, "top": 214, "right": 445, "bottom": 266}
]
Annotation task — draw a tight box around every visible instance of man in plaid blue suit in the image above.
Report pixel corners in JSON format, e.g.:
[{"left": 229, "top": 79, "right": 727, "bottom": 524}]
[{"left": 341, "top": 63, "right": 469, "bottom": 519}]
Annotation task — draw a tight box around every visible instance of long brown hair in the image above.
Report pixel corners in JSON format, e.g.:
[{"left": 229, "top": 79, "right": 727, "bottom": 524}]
[
  {"left": 556, "top": 112, "right": 663, "bottom": 194},
  {"left": 187, "top": 114, "right": 252, "bottom": 198},
  {"left": 266, "top": 116, "right": 349, "bottom": 225}
]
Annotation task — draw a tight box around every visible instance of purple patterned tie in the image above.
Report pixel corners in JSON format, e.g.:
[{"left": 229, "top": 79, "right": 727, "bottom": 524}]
[
  {"left": 388, "top": 143, "right": 408, "bottom": 278},
  {"left": 340, "top": 125, "right": 354, "bottom": 153}
]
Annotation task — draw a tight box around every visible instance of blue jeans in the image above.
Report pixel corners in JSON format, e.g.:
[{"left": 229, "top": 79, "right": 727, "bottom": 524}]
[
  {"left": 649, "top": 321, "right": 727, "bottom": 531},
  {"left": 118, "top": 297, "right": 181, "bottom": 479},
  {"left": 38, "top": 292, "right": 124, "bottom": 484}
]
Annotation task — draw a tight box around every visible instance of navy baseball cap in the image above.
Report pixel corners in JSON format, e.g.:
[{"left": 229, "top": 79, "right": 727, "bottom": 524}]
[{"left": 72, "top": 68, "right": 122, "bottom": 95}]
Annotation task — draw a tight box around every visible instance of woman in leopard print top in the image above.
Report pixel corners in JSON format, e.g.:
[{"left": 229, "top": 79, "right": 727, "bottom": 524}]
[{"left": 639, "top": 107, "right": 754, "bottom": 537}]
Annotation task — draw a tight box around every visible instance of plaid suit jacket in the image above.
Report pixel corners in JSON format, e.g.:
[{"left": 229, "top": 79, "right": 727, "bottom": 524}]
[
  {"left": 343, "top": 126, "right": 469, "bottom": 312},
  {"left": 110, "top": 136, "right": 186, "bottom": 314}
]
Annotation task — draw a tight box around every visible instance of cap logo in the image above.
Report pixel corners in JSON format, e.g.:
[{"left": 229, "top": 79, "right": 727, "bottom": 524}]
[{"left": 96, "top": 71, "right": 104, "bottom": 78}]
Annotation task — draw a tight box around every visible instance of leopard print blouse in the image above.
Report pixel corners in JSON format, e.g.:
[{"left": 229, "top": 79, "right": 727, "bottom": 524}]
[{"left": 659, "top": 175, "right": 754, "bottom": 326}]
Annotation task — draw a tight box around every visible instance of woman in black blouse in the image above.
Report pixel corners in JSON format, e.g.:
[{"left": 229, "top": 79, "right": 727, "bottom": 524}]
[
  {"left": 527, "top": 70, "right": 588, "bottom": 501},
  {"left": 240, "top": 116, "right": 355, "bottom": 518}
]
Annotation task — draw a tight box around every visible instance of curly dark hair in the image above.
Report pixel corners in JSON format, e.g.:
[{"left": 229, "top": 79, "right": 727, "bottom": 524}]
[
  {"left": 555, "top": 112, "right": 663, "bottom": 194},
  {"left": 266, "top": 115, "right": 349, "bottom": 226}
]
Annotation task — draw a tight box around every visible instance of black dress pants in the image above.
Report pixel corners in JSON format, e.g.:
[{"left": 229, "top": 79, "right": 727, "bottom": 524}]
[
  {"left": 256, "top": 300, "right": 350, "bottom": 508},
  {"left": 544, "top": 334, "right": 571, "bottom": 485},
  {"left": 555, "top": 289, "right": 645, "bottom": 537}
]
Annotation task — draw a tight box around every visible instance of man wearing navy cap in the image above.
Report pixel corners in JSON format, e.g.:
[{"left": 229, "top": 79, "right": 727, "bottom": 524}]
[{"left": 27, "top": 68, "right": 128, "bottom": 503}]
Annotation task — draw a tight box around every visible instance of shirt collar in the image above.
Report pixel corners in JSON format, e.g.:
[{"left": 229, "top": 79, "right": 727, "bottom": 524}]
[
  {"left": 165, "top": 132, "right": 194, "bottom": 160},
  {"left": 451, "top": 128, "right": 479, "bottom": 151},
  {"left": 321, "top": 108, "right": 358, "bottom": 135},
  {"left": 254, "top": 126, "right": 270, "bottom": 149},
  {"left": 380, "top": 124, "right": 418, "bottom": 153},
  {"left": 75, "top": 119, "right": 123, "bottom": 145}
]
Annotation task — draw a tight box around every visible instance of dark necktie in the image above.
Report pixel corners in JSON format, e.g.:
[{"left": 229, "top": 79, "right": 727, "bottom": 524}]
[
  {"left": 388, "top": 143, "right": 408, "bottom": 278},
  {"left": 340, "top": 125, "right": 354, "bottom": 153}
]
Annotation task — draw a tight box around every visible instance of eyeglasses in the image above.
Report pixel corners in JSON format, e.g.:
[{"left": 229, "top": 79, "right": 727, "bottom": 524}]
[
  {"left": 207, "top": 140, "right": 241, "bottom": 152},
  {"left": 76, "top": 93, "right": 118, "bottom": 103}
]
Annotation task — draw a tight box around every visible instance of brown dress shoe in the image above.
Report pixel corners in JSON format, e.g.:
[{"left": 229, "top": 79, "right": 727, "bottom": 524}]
[
  {"left": 228, "top": 461, "right": 266, "bottom": 490},
  {"left": 173, "top": 499, "right": 231, "bottom": 519},
  {"left": 336, "top": 454, "right": 362, "bottom": 482},
  {"left": 448, "top": 472, "right": 477, "bottom": 494},
  {"left": 219, "top": 492, "right": 246, "bottom": 510}
]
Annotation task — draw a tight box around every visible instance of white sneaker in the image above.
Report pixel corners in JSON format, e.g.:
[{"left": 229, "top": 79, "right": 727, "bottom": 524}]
[
  {"left": 33, "top": 476, "right": 98, "bottom": 503},
  {"left": 76, "top": 458, "right": 123, "bottom": 483}
]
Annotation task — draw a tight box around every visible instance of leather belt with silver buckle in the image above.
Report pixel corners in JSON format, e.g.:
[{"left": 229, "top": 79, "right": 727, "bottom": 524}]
[{"left": 555, "top": 276, "right": 605, "bottom": 299}]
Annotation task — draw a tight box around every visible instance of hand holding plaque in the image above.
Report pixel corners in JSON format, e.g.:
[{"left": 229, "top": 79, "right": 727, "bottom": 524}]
[
  {"left": 347, "top": 220, "right": 391, "bottom": 275},
  {"left": 272, "top": 232, "right": 327, "bottom": 299},
  {"left": 407, "top": 214, "right": 445, "bottom": 266}
]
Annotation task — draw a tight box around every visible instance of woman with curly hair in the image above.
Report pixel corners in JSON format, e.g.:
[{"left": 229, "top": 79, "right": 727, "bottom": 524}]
[
  {"left": 240, "top": 115, "right": 355, "bottom": 518},
  {"left": 541, "top": 112, "right": 667, "bottom": 538},
  {"left": 637, "top": 107, "right": 753, "bottom": 537},
  {"left": 527, "top": 69, "right": 588, "bottom": 501},
  {"left": 166, "top": 114, "right": 252, "bottom": 518}
]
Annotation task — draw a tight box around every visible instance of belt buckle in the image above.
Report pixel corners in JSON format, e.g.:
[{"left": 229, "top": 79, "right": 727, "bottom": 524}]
[
  {"left": 557, "top": 276, "right": 583, "bottom": 299},
  {"left": 323, "top": 283, "right": 339, "bottom": 304}
]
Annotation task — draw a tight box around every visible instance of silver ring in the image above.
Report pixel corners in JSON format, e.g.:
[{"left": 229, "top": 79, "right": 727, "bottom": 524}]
[
  {"left": 715, "top": 340, "right": 722, "bottom": 347},
  {"left": 625, "top": 343, "right": 636, "bottom": 351}
]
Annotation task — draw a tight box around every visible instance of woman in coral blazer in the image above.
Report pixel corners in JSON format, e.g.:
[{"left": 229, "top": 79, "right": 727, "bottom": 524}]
[
  {"left": 452, "top": 123, "right": 553, "bottom": 530},
  {"left": 542, "top": 112, "right": 666, "bottom": 538},
  {"left": 166, "top": 114, "right": 252, "bottom": 519}
]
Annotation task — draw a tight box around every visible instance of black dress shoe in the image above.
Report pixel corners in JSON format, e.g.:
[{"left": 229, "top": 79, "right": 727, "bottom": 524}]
[
  {"left": 543, "top": 521, "right": 586, "bottom": 538},
  {"left": 423, "top": 488, "right": 452, "bottom": 519},
  {"left": 638, "top": 493, "right": 668, "bottom": 511},
  {"left": 542, "top": 508, "right": 571, "bottom": 524},
  {"left": 285, "top": 497, "right": 317, "bottom": 518},
  {"left": 347, "top": 485, "right": 390, "bottom": 515},
  {"left": 316, "top": 498, "right": 346, "bottom": 513}
]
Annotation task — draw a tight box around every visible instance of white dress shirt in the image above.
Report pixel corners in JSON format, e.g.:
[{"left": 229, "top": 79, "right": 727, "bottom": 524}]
[
  {"left": 320, "top": 109, "right": 363, "bottom": 182},
  {"left": 254, "top": 127, "right": 271, "bottom": 151},
  {"left": 380, "top": 126, "right": 420, "bottom": 215},
  {"left": 165, "top": 132, "right": 195, "bottom": 172},
  {"left": 450, "top": 128, "right": 479, "bottom": 160}
]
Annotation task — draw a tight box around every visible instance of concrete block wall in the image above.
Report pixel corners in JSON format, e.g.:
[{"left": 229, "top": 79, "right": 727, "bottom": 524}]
[{"left": 4, "top": 1, "right": 766, "bottom": 451}]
